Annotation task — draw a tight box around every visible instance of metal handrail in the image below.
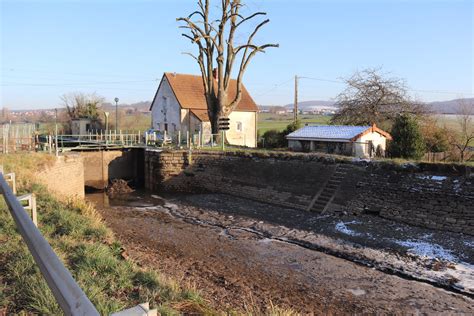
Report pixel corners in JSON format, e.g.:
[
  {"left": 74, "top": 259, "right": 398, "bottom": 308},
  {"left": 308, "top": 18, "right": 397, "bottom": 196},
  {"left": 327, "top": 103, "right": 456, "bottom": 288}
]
[{"left": 0, "top": 173, "right": 99, "bottom": 316}]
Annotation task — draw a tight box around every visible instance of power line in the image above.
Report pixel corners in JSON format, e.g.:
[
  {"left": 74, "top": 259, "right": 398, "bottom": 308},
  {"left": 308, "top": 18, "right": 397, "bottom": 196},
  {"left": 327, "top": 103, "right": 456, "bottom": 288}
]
[
  {"left": 254, "top": 78, "right": 293, "bottom": 97},
  {"left": 1, "top": 67, "right": 159, "bottom": 80},
  {"left": 299, "top": 76, "right": 344, "bottom": 84},
  {"left": 1, "top": 79, "right": 158, "bottom": 87},
  {"left": 298, "top": 76, "right": 474, "bottom": 96}
]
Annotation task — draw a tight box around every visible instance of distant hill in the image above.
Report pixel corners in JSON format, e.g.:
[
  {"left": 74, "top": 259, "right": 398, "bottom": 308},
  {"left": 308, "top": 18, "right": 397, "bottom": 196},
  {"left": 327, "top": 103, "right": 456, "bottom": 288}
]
[
  {"left": 278, "top": 98, "right": 473, "bottom": 114},
  {"left": 425, "top": 98, "right": 474, "bottom": 114},
  {"left": 283, "top": 100, "right": 337, "bottom": 111},
  {"left": 9, "top": 98, "right": 472, "bottom": 115},
  {"left": 102, "top": 101, "right": 151, "bottom": 112}
]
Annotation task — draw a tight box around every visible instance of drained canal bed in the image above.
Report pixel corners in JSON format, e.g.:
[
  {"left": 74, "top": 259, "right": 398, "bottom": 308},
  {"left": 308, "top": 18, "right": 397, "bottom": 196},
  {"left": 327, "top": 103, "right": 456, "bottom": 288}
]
[{"left": 87, "top": 192, "right": 474, "bottom": 314}]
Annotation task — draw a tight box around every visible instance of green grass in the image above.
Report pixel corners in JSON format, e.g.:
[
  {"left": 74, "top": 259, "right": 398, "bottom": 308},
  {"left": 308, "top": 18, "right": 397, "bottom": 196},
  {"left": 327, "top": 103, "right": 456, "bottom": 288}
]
[
  {"left": 0, "top": 154, "right": 210, "bottom": 315},
  {"left": 258, "top": 113, "right": 331, "bottom": 134}
]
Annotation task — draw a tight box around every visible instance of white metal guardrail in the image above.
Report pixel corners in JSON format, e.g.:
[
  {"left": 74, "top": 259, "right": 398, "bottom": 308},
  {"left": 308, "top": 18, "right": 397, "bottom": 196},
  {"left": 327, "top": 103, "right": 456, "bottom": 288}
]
[{"left": 0, "top": 172, "right": 100, "bottom": 316}]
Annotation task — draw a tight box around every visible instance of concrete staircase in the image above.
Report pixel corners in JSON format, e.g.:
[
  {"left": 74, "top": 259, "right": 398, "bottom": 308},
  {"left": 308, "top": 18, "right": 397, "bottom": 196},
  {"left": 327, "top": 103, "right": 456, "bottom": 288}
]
[{"left": 307, "top": 164, "right": 350, "bottom": 214}]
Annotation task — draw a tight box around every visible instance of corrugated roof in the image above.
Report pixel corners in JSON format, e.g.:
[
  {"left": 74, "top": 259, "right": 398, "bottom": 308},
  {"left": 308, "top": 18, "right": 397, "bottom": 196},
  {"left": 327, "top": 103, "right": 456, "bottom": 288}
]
[
  {"left": 286, "top": 125, "right": 372, "bottom": 141},
  {"left": 155, "top": 73, "right": 258, "bottom": 112}
]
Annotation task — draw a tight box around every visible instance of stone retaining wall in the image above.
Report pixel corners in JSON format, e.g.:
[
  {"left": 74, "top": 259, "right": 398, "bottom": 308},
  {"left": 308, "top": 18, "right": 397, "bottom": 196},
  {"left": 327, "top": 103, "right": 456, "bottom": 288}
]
[
  {"left": 145, "top": 150, "right": 474, "bottom": 235},
  {"left": 36, "top": 154, "right": 85, "bottom": 198}
]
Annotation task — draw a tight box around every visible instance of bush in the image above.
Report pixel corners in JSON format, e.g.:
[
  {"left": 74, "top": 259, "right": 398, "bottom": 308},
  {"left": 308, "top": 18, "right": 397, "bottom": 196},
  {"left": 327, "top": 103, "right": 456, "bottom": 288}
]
[
  {"left": 389, "top": 114, "right": 426, "bottom": 160},
  {"left": 261, "top": 129, "right": 282, "bottom": 148},
  {"left": 261, "top": 121, "right": 302, "bottom": 148}
]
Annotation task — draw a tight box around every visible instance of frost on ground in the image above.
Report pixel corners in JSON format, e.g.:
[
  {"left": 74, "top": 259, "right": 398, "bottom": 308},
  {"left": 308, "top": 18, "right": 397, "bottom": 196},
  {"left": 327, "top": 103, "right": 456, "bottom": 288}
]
[
  {"left": 417, "top": 175, "right": 448, "bottom": 182},
  {"left": 335, "top": 221, "right": 360, "bottom": 236},
  {"left": 392, "top": 240, "right": 457, "bottom": 262},
  {"left": 114, "top": 192, "right": 474, "bottom": 296},
  {"left": 464, "top": 240, "right": 474, "bottom": 248}
]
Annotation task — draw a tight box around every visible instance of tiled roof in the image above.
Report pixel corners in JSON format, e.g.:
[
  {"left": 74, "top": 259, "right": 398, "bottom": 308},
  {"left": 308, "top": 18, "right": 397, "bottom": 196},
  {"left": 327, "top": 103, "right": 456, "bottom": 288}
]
[
  {"left": 286, "top": 125, "right": 372, "bottom": 141},
  {"left": 190, "top": 109, "right": 210, "bottom": 122},
  {"left": 156, "top": 73, "right": 258, "bottom": 112}
]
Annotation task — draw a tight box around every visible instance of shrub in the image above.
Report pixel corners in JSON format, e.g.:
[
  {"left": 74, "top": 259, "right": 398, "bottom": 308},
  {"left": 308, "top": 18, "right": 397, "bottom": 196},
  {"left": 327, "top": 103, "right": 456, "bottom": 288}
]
[
  {"left": 261, "top": 121, "right": 302, "bottom": 148},
  {"left": 389, "top": 114, "right": 426, "bottom": 160},
  {"left": 262, "top": 129, "right": 282, "bottom": 148}
]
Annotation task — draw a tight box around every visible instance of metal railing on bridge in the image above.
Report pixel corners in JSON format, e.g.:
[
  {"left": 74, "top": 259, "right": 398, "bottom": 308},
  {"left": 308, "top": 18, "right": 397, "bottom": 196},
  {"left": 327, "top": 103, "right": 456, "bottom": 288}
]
[
  {"left": 39, "top": 130, "right": 234, "bottom": 151},
  {"left": 6, "top": 128, "right": 250, "bottom": 153}
]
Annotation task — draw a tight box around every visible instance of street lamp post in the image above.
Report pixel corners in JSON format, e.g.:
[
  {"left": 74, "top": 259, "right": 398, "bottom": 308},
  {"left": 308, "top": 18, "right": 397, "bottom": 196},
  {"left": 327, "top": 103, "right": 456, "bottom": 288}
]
[{"left": 114, "top": 97, "right": 119, "bottom": 132}]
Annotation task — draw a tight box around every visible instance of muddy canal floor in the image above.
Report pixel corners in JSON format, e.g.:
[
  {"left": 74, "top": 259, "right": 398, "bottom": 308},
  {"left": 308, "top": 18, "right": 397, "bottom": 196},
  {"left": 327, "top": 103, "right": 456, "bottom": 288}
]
[{"left": 89, "top": 192, "right": 474, "bottom": 315}]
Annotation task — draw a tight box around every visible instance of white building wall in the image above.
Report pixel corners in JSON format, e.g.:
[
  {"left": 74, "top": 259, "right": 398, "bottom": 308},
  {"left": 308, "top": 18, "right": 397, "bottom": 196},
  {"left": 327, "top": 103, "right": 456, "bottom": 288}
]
[
  {"left": 151, "top": 77, "right": 257, "bottom": 147},
  {"left": 71, "top": 119, "right": 91, "bottom": 135},
  {"left": 354, "top": 132, "right": 387, "bottom": 158},
  {"left": 150, "top": 77, "right": 181, "bottom": 137},
  {"left": 227, "top": 111, "right": 257, "bottom": 148}
]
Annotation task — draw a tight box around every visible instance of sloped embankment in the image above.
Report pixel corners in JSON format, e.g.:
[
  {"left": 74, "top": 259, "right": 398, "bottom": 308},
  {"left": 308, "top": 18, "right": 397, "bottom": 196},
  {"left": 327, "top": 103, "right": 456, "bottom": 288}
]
[{"left": 0, "top": 153, "right": 209, "bottom": 315}]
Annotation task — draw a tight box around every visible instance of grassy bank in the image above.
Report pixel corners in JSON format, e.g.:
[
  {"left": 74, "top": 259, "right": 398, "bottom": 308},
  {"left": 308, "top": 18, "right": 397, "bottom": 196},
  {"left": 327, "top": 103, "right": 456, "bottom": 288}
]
[{"left": 0, "top": 153, "right": 209, "bottom": 315}]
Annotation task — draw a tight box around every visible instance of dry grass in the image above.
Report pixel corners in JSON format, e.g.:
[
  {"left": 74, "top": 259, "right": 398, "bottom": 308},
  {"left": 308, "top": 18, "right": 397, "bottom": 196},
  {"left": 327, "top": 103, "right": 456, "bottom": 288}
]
[
  {"left": 0, "top": 153, "right": 208, "bottom": 315},
  {"left": 0, "top": 153, "right": 55, "bottom": 188}
]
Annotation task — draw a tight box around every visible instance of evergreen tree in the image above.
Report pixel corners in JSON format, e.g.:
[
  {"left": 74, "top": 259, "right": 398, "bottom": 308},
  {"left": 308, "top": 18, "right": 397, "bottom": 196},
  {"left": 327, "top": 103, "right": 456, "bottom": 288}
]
[{"left": 389, "top": 114, "right": 426, "bottom": 160}]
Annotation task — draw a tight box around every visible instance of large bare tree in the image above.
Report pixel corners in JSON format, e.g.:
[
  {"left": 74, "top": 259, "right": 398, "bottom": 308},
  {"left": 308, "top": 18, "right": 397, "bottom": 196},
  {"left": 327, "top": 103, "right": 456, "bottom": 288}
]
[
  {"left": 449, "top": 99, "right": 474, "bottom": 162},
  {"left": 331, "top": 68, "right": 426, "bottom": 129},
  {"left": 178, "top": 0, "right": 278, "bottom": 133},
  {"left": 61, "top": 92, "right": 104, "bottom": 121}
]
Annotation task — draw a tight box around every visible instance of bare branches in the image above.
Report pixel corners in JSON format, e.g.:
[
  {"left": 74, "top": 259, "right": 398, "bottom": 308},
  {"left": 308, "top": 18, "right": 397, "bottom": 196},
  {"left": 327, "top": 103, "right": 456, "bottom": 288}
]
[
  {"left": 449, "top": 99, "right": 474, "bottom": 162},
  {"left": 177, "top": 0, "right": 277, "bottom": 131},
  {"left": 331, "top": 68, "right": 426, "bottom": 129},
  {"left": 236, "top": 12, "right": 266, "bottom": 27},
  {"left": 61, "top": 92, "right": 104, "bottom": 121}
]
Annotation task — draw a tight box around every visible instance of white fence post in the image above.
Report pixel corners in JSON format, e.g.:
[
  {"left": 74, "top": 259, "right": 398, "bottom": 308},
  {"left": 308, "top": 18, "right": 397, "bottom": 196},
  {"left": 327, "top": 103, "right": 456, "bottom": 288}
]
[
  {"left": 5, "top": 172, "right": 16, "bottom": 195},
  {"left": 18, "top": 193, "right": 37, "bottom": 227},
  {"left": 198, "top": 131, "right": 202, "bottom": 148},
  {"left": 186, "top": 131, "right": 189, "bottom": 149}
]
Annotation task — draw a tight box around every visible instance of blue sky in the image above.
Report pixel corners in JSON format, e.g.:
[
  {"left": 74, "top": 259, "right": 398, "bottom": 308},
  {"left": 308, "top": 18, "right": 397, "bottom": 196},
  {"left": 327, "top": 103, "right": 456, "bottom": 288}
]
[{"left": 1, "top": 0, "right": 473, "bottom": 109}]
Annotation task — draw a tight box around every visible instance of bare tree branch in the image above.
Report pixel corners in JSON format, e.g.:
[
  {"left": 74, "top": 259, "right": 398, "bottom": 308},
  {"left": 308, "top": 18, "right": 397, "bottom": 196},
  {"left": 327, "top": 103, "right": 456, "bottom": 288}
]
[
  {"left": 331, "top": 68, "right": 426, "bottom": 129},
  {"left": 178, "top": 0, "right": 278, "bottom": 133}
]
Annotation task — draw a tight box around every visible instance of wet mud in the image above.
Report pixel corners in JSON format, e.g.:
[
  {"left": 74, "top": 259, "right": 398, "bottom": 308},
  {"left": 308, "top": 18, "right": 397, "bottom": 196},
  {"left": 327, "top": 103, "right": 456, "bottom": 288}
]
[{"left": 88, "top": 192, "right": 474, "bottom": 315}]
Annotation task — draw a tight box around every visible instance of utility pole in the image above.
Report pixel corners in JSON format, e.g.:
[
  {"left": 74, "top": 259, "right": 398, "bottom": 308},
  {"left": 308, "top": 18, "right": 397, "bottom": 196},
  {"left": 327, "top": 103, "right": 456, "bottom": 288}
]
[{"left": 294, "top": 75, "right": 298, "bottom": 123}]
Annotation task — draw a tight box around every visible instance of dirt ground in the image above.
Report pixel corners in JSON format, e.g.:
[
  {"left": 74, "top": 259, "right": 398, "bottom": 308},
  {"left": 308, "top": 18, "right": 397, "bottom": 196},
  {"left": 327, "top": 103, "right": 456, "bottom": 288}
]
[{"left": 89, "top": 192, "right": 474, "bottom": 315}]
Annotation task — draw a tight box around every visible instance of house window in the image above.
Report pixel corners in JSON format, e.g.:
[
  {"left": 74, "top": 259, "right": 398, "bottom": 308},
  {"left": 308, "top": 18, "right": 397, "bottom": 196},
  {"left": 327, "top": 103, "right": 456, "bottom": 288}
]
[{"left": 236, "top": 121, "right": 243, "bottom": 132}]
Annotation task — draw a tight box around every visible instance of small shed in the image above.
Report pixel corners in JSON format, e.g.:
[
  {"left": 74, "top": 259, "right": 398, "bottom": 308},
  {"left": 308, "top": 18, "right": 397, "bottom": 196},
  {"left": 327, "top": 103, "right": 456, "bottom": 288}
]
[
  {"left": 71, "top": 118, "right": 101, "bottom": 135},
  {"left": 286, "top": 124, "right": 392, "bottom": 158}
]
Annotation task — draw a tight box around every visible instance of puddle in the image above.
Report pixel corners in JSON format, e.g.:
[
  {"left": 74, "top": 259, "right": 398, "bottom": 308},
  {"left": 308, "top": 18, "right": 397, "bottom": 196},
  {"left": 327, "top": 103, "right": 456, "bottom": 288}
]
[{"left": 86, "top": 191, "right": 165, "bottom": 209}]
